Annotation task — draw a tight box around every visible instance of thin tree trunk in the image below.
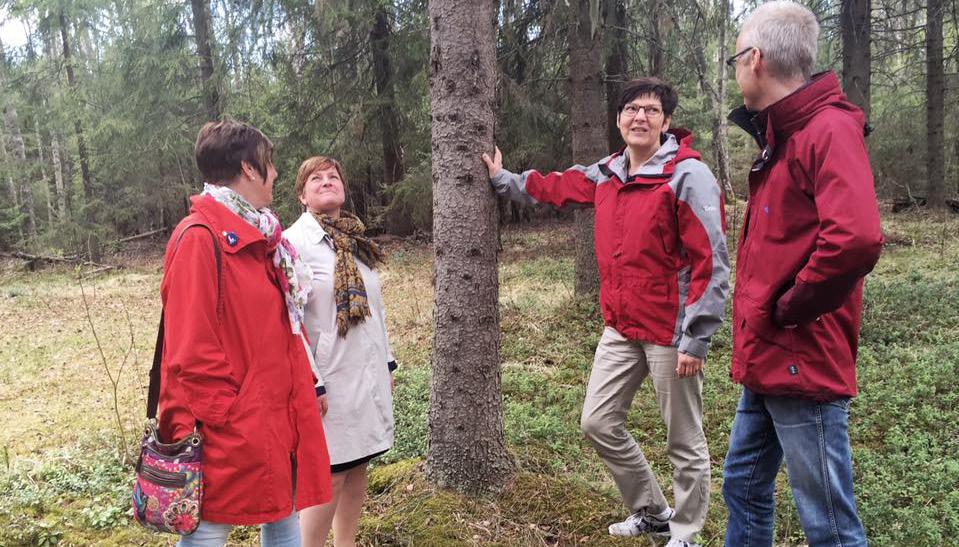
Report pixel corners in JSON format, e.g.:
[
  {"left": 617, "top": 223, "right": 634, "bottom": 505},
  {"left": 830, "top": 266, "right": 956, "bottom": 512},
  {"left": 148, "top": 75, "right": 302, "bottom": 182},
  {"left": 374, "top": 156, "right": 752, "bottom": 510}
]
[
  {"left": 1, "top": 133, "right": 22, "bottom": 240},
  {"left": 604, "top": 0, "right": 627, "bottom": 153},
  {"left": 4, "top": 105, "right": 36, "bottom": 239},
  {"left": 570, "top": 0, "right": 604, "bottom": 299},
  {"left": 841, "top": 0, "right": 871, "bottom": 119},
  {"left": 36, "top": 120, "right": 53, "bottom": 227},
  {"left": 371, "top": 7, "right": 406, "bottom": 188},
  {"left": 59, "top": 11, "right": 94, "bottom": 205},
  {"left": 648, "top": 0, "right": 665, "bottom": 78},
  {"left": 712, "top": 0, "right": 733, "bottom": 201},
  {"left": 426, "top": 0, "right": 515, "bottom": 496},
  {"left": 191, "top": 0, "right": 221, "bottom": 121},
  {"left": 926, "top": 0, "right": 946, "bottom": 208},
  {"left": 51, "top": 134, "right": 68, "bottom": 221}
]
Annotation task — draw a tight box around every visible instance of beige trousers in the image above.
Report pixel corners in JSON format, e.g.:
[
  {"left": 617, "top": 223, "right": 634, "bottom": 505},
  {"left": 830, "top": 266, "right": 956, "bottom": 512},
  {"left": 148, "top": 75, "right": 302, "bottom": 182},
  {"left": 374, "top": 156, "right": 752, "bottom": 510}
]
[{"left": 580, "top": 327, "right": 710, "bottom": 541}]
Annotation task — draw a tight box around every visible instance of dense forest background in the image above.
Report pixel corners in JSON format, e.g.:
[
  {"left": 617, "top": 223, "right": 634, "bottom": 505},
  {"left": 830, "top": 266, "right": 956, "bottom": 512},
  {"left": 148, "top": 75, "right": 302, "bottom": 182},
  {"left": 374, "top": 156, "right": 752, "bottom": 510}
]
[{"left": 0, "top": 0, "right": 956, "bottom": 257}]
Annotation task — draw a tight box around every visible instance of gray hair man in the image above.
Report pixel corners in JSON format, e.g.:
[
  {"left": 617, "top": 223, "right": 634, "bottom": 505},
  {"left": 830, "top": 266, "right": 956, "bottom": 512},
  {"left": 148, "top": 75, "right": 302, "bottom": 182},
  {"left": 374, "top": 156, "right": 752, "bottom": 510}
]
[{"left": 722, "top": 1, "right": 881, "bottom": 546}]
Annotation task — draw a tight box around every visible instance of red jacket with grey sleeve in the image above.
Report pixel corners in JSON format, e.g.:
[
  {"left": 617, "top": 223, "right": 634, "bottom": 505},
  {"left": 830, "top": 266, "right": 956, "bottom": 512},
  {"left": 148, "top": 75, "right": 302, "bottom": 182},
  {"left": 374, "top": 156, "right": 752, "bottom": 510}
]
[{"left": 491, "top": 129, "right": 730, "bottom": 359}]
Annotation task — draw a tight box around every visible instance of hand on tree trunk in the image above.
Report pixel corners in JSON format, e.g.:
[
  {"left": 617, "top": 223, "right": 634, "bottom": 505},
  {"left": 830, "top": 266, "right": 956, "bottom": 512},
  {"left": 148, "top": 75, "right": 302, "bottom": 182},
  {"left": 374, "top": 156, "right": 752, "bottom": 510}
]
[{"left": 481, "top": 147, "right": 502, "bottom": 178}]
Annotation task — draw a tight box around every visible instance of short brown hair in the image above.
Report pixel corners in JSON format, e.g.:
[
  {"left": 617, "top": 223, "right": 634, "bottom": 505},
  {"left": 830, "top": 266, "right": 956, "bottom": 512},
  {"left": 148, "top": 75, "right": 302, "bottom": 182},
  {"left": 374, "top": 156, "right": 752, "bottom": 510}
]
[
  {"left": 294, "top": 155, "right": 347, "bottom": 199},
  {"left": 194, "top": 120, "right": 273, "bottom": 183},
  {"left": 618, "top": 77, "right": 679, "bottom": 117}
]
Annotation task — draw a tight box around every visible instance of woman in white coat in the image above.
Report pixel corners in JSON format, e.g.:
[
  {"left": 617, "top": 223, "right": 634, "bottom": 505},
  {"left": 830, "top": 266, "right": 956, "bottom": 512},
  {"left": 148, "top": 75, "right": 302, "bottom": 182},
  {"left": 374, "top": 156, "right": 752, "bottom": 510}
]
[{"left": 284, "top": 156, "right": 396, "bottom": 547}]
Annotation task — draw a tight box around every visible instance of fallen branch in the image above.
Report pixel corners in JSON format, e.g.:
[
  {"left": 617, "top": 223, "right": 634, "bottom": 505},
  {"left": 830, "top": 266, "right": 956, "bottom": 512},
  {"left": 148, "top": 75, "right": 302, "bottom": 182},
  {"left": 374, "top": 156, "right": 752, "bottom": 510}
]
[
  {"left": 117, "top": 228, "right": 166, "bottom": 244},
  {"left": 0, "top": 251, "right": 78, "bottom": 263}
]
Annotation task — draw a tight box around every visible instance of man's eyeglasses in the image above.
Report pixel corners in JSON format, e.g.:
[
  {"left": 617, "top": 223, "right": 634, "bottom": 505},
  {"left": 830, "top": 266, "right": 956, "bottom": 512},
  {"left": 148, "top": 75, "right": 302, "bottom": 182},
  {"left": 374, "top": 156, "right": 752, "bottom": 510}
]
[
  {"left": 622, "top": 104, "right": 663, "bottom": 119},
  {"left": 725, "top": 46, "right": 755, "bottom": 68}
]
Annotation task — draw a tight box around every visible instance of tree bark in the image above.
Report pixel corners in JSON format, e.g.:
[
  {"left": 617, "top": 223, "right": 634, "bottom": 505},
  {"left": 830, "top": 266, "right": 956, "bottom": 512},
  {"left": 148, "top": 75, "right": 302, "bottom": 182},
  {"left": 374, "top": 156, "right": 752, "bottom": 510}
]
[
  {"left": 51, "top": 134, "right": 68, "bottom": 221},
  {"left": 569, "top": 0, "right": 605, "bottom": 298},
  {"left": 426, "top": 0, "right": 515, "bottom": 496},
  {"left": 4, "top": 105, "right": 36, "bottom": 239},
  {"left": 648, "top": 0, "right": 665, "bottom": 78},
  {"left": 604, "top": 0, "right": 627, "bottom": 153},
  {"left": 841, "top": 0, "right": 871, "bottom": 119},
  {"left": 926, "top": 0, "right": 946, "bottom": 209},
  {"left": 59, "top": 10, "right": 94, "bottom": 205},
  {"left": 712, "top": 0, "right": 733, "bottom": 201},
  {"left": 35, "top": 120, "right": 53, "bottom": 226},
  {"left": 190, "top": 0, "right": 221, "bottom": 121},
  {"left": 1, "top": 132, "right": 21, "bottom": 240},
  {"left": 371, "top": 6, "right": 406, "bottom": 187}
]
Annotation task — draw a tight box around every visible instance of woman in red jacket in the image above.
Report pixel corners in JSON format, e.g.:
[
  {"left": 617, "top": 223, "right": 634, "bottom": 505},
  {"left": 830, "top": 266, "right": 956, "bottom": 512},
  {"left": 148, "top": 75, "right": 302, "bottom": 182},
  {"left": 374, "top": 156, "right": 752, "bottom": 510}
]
[{"left": 158, "top": 120, "right": 332, "bottom": 546}]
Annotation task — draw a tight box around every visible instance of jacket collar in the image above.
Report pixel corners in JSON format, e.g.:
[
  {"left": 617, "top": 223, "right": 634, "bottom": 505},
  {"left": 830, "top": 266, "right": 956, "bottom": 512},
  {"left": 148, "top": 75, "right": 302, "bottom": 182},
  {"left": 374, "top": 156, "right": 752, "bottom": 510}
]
[
  {"left": 728, "top": 71, "right": 859, "bottom": 172},
  {"left": 296, "top": 211, "right": 333, "bottom": 246},
  {"left": 190, "top": 195, "right": 266, "bottom": 254},
  {"left": 603, "top": 128, "right": 701, "bottom": 185}
]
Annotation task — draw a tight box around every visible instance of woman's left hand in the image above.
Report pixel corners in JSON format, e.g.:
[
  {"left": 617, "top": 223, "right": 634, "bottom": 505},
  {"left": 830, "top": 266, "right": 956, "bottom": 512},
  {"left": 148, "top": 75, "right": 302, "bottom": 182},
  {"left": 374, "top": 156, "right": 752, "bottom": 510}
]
[{"left": 317, "top": 394, "right": 329, "bottom": 416}]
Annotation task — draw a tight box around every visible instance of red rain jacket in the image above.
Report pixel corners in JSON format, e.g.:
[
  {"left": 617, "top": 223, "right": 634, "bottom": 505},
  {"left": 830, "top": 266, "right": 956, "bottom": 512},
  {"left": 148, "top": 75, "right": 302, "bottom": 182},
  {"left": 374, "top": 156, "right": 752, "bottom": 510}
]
[
  {"left": 491, "top": 129, "right": 730, "bottom": 358},
  {"left": 158, "top": 195, "right": 332, "bottom": 525},
  {"left": 729, "top": 71, "right": 883, "bottom": 400}
]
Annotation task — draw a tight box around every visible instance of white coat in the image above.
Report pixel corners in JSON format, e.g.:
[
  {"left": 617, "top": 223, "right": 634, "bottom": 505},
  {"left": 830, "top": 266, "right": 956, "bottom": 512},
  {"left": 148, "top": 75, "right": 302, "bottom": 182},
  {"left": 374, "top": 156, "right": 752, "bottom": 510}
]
[{"left": 285, "top": 212, "right": 395, "bottom": 466}]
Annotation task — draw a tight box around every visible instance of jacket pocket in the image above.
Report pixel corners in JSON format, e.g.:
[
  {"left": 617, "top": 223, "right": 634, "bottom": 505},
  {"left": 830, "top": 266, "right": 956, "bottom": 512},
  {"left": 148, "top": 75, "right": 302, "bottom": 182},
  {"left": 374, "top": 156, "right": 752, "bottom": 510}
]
[
  {"left": 733, "top": 295, "right": 808, "bottom": 395},
  {"left": 619, "top": 275, "right": 676, "bottom": 342}
]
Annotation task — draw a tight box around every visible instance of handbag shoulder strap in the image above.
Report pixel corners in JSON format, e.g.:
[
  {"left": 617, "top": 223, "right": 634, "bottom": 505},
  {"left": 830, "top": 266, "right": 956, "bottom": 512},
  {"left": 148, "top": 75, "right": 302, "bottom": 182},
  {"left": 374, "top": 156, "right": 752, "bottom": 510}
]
[{"left": 147, "top": 224, "right": 222, "bottom": 420}]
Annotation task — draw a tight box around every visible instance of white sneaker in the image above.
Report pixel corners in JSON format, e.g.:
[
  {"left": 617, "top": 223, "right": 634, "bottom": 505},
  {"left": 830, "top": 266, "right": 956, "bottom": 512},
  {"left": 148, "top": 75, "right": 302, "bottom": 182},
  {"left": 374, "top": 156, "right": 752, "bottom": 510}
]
[
  {"left": 607, "top": 507, "right": 674, "bottom": 537},
  {"left": 665, "top": 538, "right": 702, "bottom": 547}
]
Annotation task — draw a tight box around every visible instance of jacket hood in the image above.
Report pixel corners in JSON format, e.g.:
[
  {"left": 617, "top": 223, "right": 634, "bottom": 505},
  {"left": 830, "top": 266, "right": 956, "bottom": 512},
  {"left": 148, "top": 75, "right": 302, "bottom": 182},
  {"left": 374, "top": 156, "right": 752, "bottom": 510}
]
[
  {"left": 602, "top": 128, "right": 702, "bottom": 184},
  {"left": 729, "top": 71, "right": 867, "bottom": 154}
]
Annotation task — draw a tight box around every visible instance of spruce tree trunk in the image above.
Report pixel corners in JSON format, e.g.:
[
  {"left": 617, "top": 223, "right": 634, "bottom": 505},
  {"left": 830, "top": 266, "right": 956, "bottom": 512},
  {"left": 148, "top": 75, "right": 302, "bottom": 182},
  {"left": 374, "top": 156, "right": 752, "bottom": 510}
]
[
  {"left": 604, "top": 0, "right": 627, "bottom": 153},
  {"left": 648, "top": 0, "right": 665, "bottom": 78},
  {"left": 4, "top": 105, "right": 36, "bottom": 239},
  {"left": 569, "top": 0, "right": 605, "bottom": 299},
  {"left": 35, "top": 121, "right": 53, "bottom": 227},
  {"left": 712, "top": 0, "right": 733, "bottom": 201},
  {"left": 1, "top": 134, "right": 22, "bottom": 241},
  {"left": 51, "top": 134, "right": 68, "bottom": 221},
  {"left": 926, "top": 0, "right": 946, "bottom": 209},
  {"left": 371, "top": 7, "right": 406, "bottom": 187},
  {"left": 59, "top": 11, "right": 93, "bottom": 205},
  {"left": 841, "top": 0, "right": 871, "bottom": 120},
  {"left": 191, "top": 0, "right": 221, "bottom": 121},
  {"left": 426, "top": 0, "right": 515, "bottom": 496}
]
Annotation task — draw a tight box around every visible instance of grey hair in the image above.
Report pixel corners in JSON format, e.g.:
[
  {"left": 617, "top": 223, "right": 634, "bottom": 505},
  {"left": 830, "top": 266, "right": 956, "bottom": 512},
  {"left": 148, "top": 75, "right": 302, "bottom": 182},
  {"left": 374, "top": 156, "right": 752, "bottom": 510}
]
[{"left": 740, "top": 1, "right": 819, "bottom": 81}]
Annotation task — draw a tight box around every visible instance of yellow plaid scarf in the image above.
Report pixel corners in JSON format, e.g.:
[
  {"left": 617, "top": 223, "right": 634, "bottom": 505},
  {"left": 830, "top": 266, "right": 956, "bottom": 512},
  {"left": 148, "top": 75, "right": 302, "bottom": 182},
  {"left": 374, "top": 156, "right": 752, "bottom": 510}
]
[{"left": 312, "top": 212, "right": 385, "bottom": 337}]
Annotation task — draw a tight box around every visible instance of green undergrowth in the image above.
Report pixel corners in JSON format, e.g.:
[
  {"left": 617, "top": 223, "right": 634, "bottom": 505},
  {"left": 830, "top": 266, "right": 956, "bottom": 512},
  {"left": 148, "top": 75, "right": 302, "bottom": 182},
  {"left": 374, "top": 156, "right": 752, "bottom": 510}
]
[{"left": 1, "top": 214, "right": 957, "bottom": 545}]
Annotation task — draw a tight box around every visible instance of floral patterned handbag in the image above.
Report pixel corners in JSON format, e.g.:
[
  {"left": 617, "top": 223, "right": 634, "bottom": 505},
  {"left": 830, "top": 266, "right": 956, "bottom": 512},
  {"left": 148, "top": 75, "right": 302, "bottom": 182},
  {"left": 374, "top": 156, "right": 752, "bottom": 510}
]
[
  {"left": 131, "top": 225, "right": 220, "bottom": 535},
  {"left": 131, "top": 416, "right": 203, "bottom": 534}
]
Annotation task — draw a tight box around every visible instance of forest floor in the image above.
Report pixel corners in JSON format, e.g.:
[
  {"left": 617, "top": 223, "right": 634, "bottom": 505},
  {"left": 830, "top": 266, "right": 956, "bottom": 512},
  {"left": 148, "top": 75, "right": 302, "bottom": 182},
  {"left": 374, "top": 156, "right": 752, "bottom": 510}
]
[{"left": 1, "top": 209, "right": 957, "bottom": 546}]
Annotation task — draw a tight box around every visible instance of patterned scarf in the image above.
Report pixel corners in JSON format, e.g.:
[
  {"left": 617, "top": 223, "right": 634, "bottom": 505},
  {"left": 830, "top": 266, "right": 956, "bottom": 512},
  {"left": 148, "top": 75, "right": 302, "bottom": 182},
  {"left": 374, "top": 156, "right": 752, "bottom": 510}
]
[
  {"left": 311, "top": 211, "right": 385, "bottom": 337},
  {"left": 202, "top": 183, "right": 312, "bottom": 334}
]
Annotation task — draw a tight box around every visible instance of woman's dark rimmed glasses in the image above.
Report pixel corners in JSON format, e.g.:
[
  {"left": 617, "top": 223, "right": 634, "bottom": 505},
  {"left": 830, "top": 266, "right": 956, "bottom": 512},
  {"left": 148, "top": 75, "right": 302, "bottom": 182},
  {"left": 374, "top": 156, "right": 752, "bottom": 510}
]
[{"left": 726, "top": 47, "right": 755, "bottom": 68}]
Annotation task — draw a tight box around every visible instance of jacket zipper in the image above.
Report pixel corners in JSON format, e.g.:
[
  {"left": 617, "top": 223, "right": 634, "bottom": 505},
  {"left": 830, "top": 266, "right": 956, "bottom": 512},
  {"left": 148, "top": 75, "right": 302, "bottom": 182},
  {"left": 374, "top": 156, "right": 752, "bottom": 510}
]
[{"left": 139, "top": 464, "right": 188, "bottom": 488}]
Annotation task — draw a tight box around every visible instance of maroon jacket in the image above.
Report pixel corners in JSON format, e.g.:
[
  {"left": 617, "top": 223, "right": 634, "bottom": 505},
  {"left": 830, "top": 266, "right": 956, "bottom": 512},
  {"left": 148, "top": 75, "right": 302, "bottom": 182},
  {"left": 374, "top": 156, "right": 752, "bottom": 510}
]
[
  {"left": 729, "top": 71, "right": 883, "bottom": 400},
  {"left": 492, "top": 130, "right": 730, "bottom": 358}
]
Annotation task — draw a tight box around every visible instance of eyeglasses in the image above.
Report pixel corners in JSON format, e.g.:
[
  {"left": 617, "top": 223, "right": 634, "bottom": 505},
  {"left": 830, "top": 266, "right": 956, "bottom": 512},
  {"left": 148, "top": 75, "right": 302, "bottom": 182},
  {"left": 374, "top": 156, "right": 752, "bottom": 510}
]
[
  {"left": 725, "top": 46, "right": 755, "bottom": 68},
  {"left": 621, "top": 104, "right": 663, "bottom": 119}
]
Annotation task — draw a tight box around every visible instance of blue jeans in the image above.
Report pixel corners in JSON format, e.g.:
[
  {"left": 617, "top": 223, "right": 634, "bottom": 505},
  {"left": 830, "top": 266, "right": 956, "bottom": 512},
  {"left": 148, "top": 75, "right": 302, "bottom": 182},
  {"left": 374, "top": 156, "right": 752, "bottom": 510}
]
[
  {"left": 722, "top": 388, "right": 867, "bottom": 547},
  {"left": 176, "top": 512, "right": 300, "bottom": 547}
]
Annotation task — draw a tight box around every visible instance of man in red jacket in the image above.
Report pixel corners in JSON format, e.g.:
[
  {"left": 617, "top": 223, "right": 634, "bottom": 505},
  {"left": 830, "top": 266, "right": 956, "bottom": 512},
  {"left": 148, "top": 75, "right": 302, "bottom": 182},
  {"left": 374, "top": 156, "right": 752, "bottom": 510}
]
[
  {"left": 484, "top": 78, "right": 729, "bottom": 547},
  {"left": 722, "top": 3, "right": 883, "bottom": 546}
]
